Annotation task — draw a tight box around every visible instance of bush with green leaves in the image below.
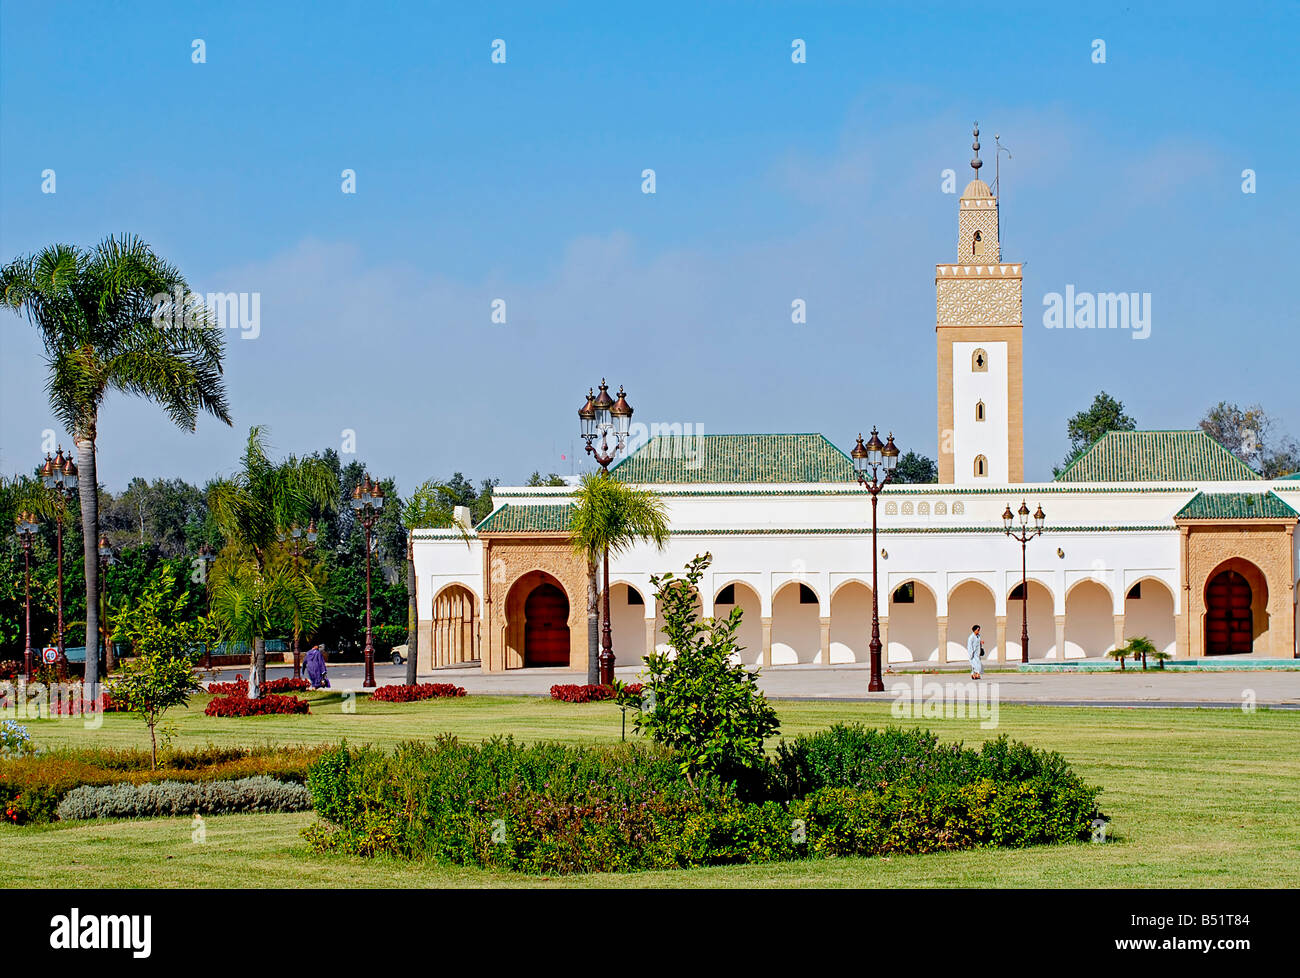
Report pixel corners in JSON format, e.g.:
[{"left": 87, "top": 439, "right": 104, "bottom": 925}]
[
  {"left": 632, "top": 554, "right": 779, "bottom": 785},
  {"left": 56, "top": 775, "right": 310, "bottom": 820},
  {"left": 302, "top": 726, "right": 1103, "bottom": 874},
  {"left": 0, "top": 719, "right": 32, "bottom": 759}
]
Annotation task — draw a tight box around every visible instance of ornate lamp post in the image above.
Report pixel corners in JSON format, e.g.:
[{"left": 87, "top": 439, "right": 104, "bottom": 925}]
[
  {"left": 196, "top": 544, "right": 217, "bottom": 668},
  {"left": 578, "top": 379, "right": 633, "bottom": 685},
  {"left": 1003, "top": 500, "right": 1046, "bottom": 664},
  {"left": 851, "top": 428, "right": 899, "bottom": 693},
  {"left": 39, "top": 448, "right": 78, "bottom": 677},
  {"left": 97, "top": 535, "right": 117, "bottom": 673},
  {"left": 351, "top": 476, "right": 384, "bottom": 687},
  {"left": 278, "top": 520, "right": 318, "bottom": 679},
  {"left": 15, "top": 511, "right": 39, "bottom": 681}
]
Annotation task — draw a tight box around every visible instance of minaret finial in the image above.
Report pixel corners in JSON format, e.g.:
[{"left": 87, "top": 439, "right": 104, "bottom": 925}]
[{"left": 971, "top": 122, "right": 982, "bottom": 178}]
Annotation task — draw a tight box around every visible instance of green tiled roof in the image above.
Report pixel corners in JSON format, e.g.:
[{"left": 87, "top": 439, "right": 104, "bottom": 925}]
[
  {"left": 1056, "top": 431, "right": 1260, "bottom": 483},
  {"left": 609, "top": 433, "right": 856, "bottom": 484},
  {"left": 475, "top": 504, "right": 573, "bottom": 533},
  {"left": 1174, "top": 491, "right": 1298, "bottom": 521}
]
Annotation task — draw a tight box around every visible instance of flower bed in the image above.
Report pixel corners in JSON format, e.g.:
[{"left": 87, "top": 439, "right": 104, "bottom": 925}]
[
  {"left": 206, "top": 675, "right": 309, "bottom": 696},
  {"left": 302, "top": 725, "right": 1104, "bottom": 873},
  {"left": 204, "top": 693, "right": 311, "bottom": 717},
  {"left": 369, "top": 683, "right": 466, "bottom": 703},
  {"left": 549, "top": 683, "right": 642, "bottom": 703},
  {"left": 0, "top": 744, "right": 325, "bottom": 824}
]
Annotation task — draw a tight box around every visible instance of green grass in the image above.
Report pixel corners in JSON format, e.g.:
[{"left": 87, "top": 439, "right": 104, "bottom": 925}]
[{"left": 3, "top": 691, "right": 1298, "bottom": 887}]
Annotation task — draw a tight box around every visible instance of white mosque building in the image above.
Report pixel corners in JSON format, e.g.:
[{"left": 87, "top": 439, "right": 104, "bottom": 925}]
[{"left": 412, "top": 134, "right": 1299, "bottom": 674}]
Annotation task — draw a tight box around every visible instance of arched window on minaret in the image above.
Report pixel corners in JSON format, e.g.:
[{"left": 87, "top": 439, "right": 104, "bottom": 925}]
[
  {"left": 975, "top": 400, "right": 986, "bottom": 422},
  {"left": 972, "top": 229, "right": 983, "bottom": 257},
  {"left": 974, "top": 455, "right": 988, "bottom": 477},
  {"left": 972, "top": 349, "right": 988, "bottom": 372}
]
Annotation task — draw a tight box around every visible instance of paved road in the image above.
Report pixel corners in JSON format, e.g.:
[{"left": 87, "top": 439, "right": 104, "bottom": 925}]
[{"left": 209, "top": 660, "right": 1300, "bottom": 707}]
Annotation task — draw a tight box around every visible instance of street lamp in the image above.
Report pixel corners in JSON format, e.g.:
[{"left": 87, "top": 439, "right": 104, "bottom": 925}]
[
  {"left": 97, "top": 535, "right": 117, "bottom": 673},
  {"left": 579, "top": 379, "right": 633, "bottom": 685},
  {"left": 851, "top": 427, "right": 899, "bottom": 693},
  {"left": 351, "top": 476, "right": 384, "bottom": 687},
  {"left": 39, "top": 448, "right": 78, "bottom": 677},
  {"left": 14, "top": 511, "right": 39, "bottom": 681},
  {"left": 277, "top": 520, "right": 318, "bottom": 679},
  {"left": 1003, "top": 500, "right": 1046, "bottom": 663}
]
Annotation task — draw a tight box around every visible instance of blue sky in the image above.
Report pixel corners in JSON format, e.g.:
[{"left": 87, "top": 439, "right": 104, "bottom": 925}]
[{"left": 2, "top": 1, "right": 1297, "bottom": 493}]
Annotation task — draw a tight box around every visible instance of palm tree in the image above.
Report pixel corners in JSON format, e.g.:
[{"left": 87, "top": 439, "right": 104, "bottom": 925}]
[
  {"left": 207, "top": 427, "right": 336, "bottom": 696},
  {"left": 569, "top": 473, "right": 669, "bottom": 684},
  {"left": 2, "top": 235, "right": 231, "bottom": 693}
]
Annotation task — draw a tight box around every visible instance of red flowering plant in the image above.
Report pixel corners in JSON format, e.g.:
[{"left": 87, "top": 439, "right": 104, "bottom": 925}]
[
  {"left": 369, "top": 683, "right": 466, "bottom": 703},
  {"left": 207, "top": 675, "right": 308, "bottom": 696},
  {"left": 549, "top": 683, "right": 642, "bottom": 704},
  {"left": 204, "top": 693, "right": 310, "bottom": 717}
]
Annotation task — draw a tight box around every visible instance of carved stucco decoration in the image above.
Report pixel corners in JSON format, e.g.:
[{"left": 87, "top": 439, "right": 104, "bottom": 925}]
[{"left": 937, "top": 278, "right": 1022, "bottom": 325}]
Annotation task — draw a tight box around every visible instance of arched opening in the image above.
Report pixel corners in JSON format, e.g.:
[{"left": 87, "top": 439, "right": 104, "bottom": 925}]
[
  {"left": 972, "top": 230, "right": 983, "bottom": 256},
  {"left": 523, "top": 580, "right": 570, "bottom": 666},
  {"left": 1005, "top": 580, "right": 1057, "bottom": 660},
  {"left": 946, "top": 580, "right": 996, "bottom": 662},
  {"left": 772, "top": 581, "right": 821, "bottom": 665},
  {"left": 1064, "top": 580, "right": 1113, "bottom": 659},
  {"left": 429, "top": 584, "right": 477, "bottom": 667},
  {"left": 608, "top": 583, "right": 648, "bottom": 667},
  {"left": 975, "top": 400, "right": 986, "bottom": 422},
  {"left": 888, "top": 580, "right": 939, "bottom": 663},
  {"left": 972, "top": 348, "right": 988, "bottom": 372},
  {"left": 829, "top": 581, "right": 872, "bottom": 664},
  {"left": 1206, "top": 568, "right": 1258, "bottom": 655},
  {"left": 714, "top": 581, "right": 763, "bottom": 666},
  {"left": 974, "top": 455, "right": 988, "bottom": 477},
  {"left": 1124, "top": 579, "right": 1176, "bottom": 657}
]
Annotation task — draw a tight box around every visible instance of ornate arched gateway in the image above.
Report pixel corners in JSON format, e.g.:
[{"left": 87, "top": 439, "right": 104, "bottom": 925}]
[
  {"left": 1205, "top": 569, "right": 1255, "bottom": 655},
  {"left": 523, "top": 580, "right": 570, "bottom": 666}
]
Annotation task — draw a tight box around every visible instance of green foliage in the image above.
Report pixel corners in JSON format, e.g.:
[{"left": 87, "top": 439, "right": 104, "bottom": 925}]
[
  {"left": 1118, "top": 635, "right": 1169, "bottom": 670},
  {"left": 0, "top": 744, "right": 324, "bottom": 824},
  {"left": 892, "top": 451, "right": 938, "bottom": 484},
  {"left": 1200, "top": 401, "right": 1300, "bottom": 478},
  {"left": 55, "top": 776, "right": 311, "bottom": 820},
  {"left": 1055, "top": 390, "right": 1137, "bottom": 476},
  {"left": 569, "top": 471, "right": 669, "bottom": 563},
  {"left": 633, "top": 554, "right": 779, "bottom": 784}
]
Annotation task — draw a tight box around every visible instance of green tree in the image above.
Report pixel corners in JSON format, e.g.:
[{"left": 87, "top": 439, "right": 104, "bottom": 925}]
[
  {"left": 1200, "top": 402, "right": 1300, "bottom": 478},
  {"left": 892, "top": 451, "right": 937, "bottom": 484},
  {"left": 207, "top": 427, "right": 336, "bottom": 695},
  {"left": 569, "top": 472, "right": 669, "bottom": 685},
  {"left": 633, "top": 554, "right": 779, "bottom": 786},
  {"left": 526, "top": 471, "right": 568, "bottom": 487},
  {"left": 1, "top": 235, "right": 232, "bottom": 694},
  {"left": 1055, "top": 391, "right": 1136, "bottom": 477}
]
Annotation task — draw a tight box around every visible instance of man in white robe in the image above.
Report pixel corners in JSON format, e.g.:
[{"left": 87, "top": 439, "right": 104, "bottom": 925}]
[{"left": 967, "top": 625, "right": 985, "bottom": 680}]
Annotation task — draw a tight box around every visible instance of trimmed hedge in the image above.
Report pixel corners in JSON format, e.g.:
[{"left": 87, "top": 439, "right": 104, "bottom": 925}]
[
  {"left": 303, "top": 726, "right": 1103, "bottom": 873},
  {"left": 0, "top": 744, "right": 325, "bottom": 824},
  {"left": 56, "top": 775, "right": 311, "bottom": 820},
  {"left": 369, "top": 683, "right": 466, "bottom": 703}
]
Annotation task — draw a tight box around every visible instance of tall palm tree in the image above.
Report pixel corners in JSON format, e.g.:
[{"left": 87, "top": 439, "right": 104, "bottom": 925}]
[
  {"left": 1, "top": 235, "right": 231, "bottom": 692},
  {"left": 569, "top": 472, "right": 669, "bottom": 684},
  {"left": 207, "top": 427, "right": 336, "bottom": 695}
]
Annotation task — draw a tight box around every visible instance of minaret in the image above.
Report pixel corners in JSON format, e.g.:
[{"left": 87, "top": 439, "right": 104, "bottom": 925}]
[{"left": 936, "top": 123, "right": 1024, "bottom": 484}]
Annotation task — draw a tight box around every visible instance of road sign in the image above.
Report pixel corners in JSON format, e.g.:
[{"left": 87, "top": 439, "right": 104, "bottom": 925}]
[{"left": 42, "top": 646, "right": 57, "bottom": 664}]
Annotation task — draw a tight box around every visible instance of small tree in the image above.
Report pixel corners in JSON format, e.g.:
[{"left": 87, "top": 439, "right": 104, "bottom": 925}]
[
  {"left": 1118, "top": 635, "right": 1166, "bottom": 671},
  {"left": 111, "top": 587, "right": 211, "bottom": 768},
  {"left": 633, "top": 554, "right": 779, "bottom": 787},
  {"left": 1106, "top": 645, "right": 1130, "bottom": 671}
]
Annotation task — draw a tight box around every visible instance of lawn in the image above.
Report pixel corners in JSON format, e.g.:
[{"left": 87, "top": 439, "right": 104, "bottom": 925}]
[{"left": 3, "top": 692, "right": 1298, "bottom": 887}]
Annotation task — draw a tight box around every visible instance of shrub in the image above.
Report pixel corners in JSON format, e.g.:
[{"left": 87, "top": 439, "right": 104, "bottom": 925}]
[
  {"left": 548, "top": 683, "right": 641, "bottom": 703},
  {"left": 204, "top": 693, "right": 310, "bottom": 716},
  {"left": 369, "top": 683, "right": 466, "bottom": 703},
  {"left": 0, "top": 660, "right": 20, "bottom": 683},
  {"left": 56, "top": 775, "right": 311, "bottom": 820},
  {"left": 207, "top": 675, "right": 309, "bottom": 695},
  {"left": 634, "top": 554, "right": 779, "bottom": 784},
  {"left": 302, "top": 728, "right": 1103, "bottom": 874},
  {"left": 0, "top": 744, "right": 324, "bottom": 824},
  {"left": 1, "top": 719, "right": 32, "bottom": 759}
]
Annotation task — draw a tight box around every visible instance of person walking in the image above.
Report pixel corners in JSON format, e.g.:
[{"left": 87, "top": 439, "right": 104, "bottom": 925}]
[
  {"left": 305, "top": 644, "right": 330, "bottom": 689},
  {"left": 967, "top": 624, "right": 985, "bottom": 680}
]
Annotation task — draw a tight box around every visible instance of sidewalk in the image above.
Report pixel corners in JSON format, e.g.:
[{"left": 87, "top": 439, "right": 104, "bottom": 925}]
[{"left": 208, "top": 659, "right": 1300, "bottom": 707}]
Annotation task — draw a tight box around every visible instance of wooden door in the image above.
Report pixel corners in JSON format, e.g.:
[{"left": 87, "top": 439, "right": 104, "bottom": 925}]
[
  {"left": 524, "top": 583, "right": 570, "bottom": 666},
  {"left": 1206, "top": 570, "right": 1253, "bottom": 655}
]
